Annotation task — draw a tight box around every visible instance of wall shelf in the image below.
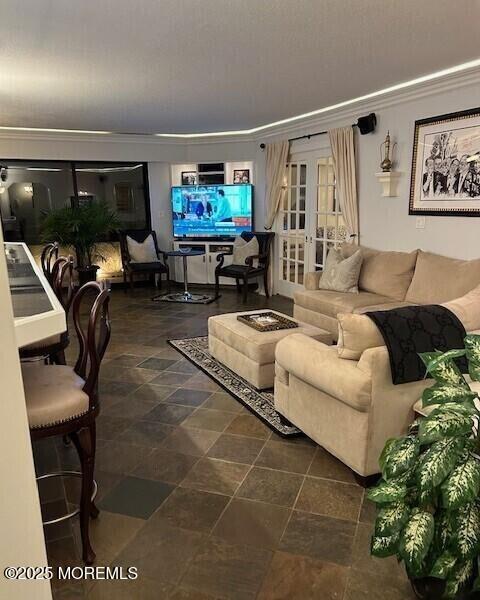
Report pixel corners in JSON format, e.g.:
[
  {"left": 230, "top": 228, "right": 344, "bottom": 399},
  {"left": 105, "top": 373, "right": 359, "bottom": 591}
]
[{"left": 375, "top": 171, "right": 401, "bottom": 197}]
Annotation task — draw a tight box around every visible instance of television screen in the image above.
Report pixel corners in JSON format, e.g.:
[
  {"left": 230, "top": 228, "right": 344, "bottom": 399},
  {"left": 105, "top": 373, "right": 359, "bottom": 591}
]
[{"left": 171, "top": 184, "right": 253, "bottom": 239}]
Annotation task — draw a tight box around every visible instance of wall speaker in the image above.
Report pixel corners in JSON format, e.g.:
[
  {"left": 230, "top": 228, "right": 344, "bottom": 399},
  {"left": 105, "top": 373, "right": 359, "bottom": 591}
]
[{"left": 357, "top": 113, "right": 377, "bottom": 135}]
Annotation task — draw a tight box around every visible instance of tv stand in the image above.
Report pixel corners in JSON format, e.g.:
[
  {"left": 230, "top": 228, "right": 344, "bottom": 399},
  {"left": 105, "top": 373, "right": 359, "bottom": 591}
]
[{"left": 172, "top": 240, "right": 235, "bottom": 286}]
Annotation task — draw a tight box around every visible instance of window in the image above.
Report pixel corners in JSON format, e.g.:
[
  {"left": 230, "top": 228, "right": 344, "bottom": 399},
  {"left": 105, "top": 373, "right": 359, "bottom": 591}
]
[
  {"left": 312, "top": 157, "right": 345, "bottom": 270},
  {"left": 0, "top": 160, "right": 151, "bottom": 244}
]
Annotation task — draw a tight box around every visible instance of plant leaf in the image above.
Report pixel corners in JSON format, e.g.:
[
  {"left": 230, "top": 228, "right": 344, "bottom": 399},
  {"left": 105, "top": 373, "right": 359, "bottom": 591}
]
[
  {"left": 399, "top": 511, "right": 434, "bottom": 573},
  {"left": 419, "top": 350, "right": 468, "bottom": 386},
  {"left": 375, "top": 502, "right": 410, "bottom": 537},
  {"left": 416, "top": 437, "right": 465, "bottom": 491},
  {"left": 441, "top": 454, "right": 480, "bottom": 510},
  {"left": 418, "top": 405, "right": 473, "bottom": 444},
  {"left": 370, "top": 532, "right": 400, "bottom": 558},
  {"left": 422, "top": 383, "right": 478, "bottom": 408},
  {"left": 452, "top": 501, "right": 480, "bottom": 560},
  {"left": 465, "top": 334, "right": 480, "bottom": 381},
  {"left": 382, "top": 436, "right": 420, "bottom": 481},
  {"left": 378, "top": 438, "right": 397, "bottom": 473},
  {"left": 367, "top": 479, "right": 407, "bottom": 505},
  {"left": 444, "top": 560, "right": 474, "bottom": 599},
  {"left": 429, "top": 550, "right": 457, "bottom": 580}
]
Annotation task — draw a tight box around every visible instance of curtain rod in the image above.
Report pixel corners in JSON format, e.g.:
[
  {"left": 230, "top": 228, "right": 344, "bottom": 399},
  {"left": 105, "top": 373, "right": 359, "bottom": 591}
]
[{"left": 259, "top": 112, "right": 376, "bottom": 149}]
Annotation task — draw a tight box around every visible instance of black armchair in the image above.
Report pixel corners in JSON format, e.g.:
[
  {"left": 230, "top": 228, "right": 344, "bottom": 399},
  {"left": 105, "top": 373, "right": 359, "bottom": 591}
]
[
  {"left": 119, "top": 229, "right": 170, "bottom": 292},
  {"left": 215, "top": 231, "right": 275, "bottom": 303}
]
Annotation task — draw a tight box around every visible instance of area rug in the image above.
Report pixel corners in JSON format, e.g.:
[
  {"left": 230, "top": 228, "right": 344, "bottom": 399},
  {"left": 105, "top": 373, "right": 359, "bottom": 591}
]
[{"left": 168, "top": 336, "right": 301, "bottom": 436}]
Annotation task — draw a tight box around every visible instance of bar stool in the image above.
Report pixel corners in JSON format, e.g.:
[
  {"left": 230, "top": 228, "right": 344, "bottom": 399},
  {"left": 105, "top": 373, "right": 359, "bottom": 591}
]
[
  {"left": 20, "top": 256, "right": 75, "bottom": 365},
  {"left": 22, "top": 281, "right": 111, "bottom": 564},
  {"left": 40, "top": 242, "right": 59, "bottom": 283}
]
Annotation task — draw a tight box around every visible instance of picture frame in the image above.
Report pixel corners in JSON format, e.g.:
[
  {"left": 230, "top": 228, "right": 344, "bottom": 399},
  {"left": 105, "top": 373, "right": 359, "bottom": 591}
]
[
  {"left": 114, "top": 182, "right": 134, "bottom": 212},
  {"left": 233, "top": 169, "right": 250, "bottom": 184},
  {"left": 409, "top": 107, "right": 480, "bottom": 216},
  {"left": 181, "top": 171, "right": 197, "bottom": 186}
]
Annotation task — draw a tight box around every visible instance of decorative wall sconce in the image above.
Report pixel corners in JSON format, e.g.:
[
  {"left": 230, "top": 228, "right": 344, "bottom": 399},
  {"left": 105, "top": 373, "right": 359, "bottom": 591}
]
[{"left": 24, "top": 185, "right": 33, "bottom": 193}]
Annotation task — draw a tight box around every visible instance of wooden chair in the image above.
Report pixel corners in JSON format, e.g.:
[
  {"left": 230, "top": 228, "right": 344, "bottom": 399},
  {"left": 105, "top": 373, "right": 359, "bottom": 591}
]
[
  {"left": 215, "top": 232, "right": 275, "bottom": 302},
  {"left": 40, "top": 242, "right": 59, "bottom": 283},
  {"left": 118, "top": 229, "right": 169, "bottom": 292},
  {"left": 23, "top": 281, "right": 111, "bottom": 564},
  {"left": 20, "top": 256, "right": 75, "bottom": 365}
]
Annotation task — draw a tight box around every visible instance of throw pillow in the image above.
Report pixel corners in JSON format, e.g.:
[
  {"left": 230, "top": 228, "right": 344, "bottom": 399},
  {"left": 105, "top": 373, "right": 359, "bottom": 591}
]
[
  {"left": 319, "top": 248, "right": 362, "bottom": 293},
  {"left": 127, "top": 234, "right": 158, "bottom": 263},
  {"left": 232, "top": 236, "right": 259, "bottom": 267}
]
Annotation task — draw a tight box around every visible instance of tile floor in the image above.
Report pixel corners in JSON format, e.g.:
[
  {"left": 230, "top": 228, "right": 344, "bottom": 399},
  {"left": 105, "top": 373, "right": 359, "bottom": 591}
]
[{"left": 32, "top": 285, "right": 415, "bottom": 599}]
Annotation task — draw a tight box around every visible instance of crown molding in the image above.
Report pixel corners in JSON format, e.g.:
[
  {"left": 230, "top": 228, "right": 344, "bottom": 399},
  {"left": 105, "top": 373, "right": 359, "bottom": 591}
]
[{"left": 0, "top": 63, "right": 478, "bottom": 148}]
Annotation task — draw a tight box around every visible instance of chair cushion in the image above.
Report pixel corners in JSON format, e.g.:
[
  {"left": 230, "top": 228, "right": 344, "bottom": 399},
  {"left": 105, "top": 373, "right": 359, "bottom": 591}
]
[
  {"left": 127, "top": 234, "right": 158, "bottom": 263},
  {"left": 128, "top": 261, "right": 167, "bottom": 272},
  {"left": 293, "top": 288, "right": 393, "bottom": 319},
  {"left": 406, "top": 250, "right": 480, "bottom": 304},
  {"left": 22, "top": 363, "right": 89, "bottom": 429},
  {"left": 218, "top": 264, "right": 263, "bottom": 277},
  {"left": 342, "top": 243, "right": 418, "bottom": 301},
  {"left": 319, "top": 248, "right": 363, "bottom": 293},
  {"left": 232, "top": 235, "right": 259, "bottom": 267}
]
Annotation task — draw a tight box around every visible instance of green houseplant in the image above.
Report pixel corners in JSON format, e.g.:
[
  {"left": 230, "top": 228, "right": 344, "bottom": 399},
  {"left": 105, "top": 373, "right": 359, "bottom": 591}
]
[
  {"left": 42, "top": 201, "right": 119, "bottom": 284},
  {"left": 368, "top": 335, "right": 480, "bottom": 599}
]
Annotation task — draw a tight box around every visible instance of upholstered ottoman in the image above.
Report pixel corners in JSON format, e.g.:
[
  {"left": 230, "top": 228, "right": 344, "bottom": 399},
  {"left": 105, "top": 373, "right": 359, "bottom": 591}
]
[{"left": 208, "top": 309, "right": 332, "bottom": 389}]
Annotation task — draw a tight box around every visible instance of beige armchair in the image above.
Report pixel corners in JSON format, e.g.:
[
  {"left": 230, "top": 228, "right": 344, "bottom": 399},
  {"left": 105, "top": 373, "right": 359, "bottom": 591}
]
[{"left": 274, "top": 333, "right": 432, "bottom": 481}]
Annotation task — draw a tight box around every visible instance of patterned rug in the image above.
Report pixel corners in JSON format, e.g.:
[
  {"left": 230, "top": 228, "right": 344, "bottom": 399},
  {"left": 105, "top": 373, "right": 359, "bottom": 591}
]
[{"left": 168, "top": 336, "right": 301, "bottom": 436}]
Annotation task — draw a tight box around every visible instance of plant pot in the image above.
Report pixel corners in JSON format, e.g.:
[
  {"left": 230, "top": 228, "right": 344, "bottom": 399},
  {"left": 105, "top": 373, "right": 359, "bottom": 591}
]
[
  {"left": 76, "top": 265, "right": 99, "bottom": 285},
  {"left": 411, "top": 576, "right": 480, "bottom": 600}
]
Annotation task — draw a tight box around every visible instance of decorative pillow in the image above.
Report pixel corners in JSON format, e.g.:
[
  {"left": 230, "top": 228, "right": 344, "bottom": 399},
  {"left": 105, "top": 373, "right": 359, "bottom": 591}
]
[
  {"left": 127, "top": 234, "right": 158, "bottom": 263},
  {"left": 319, "top": 248, "right": 363, "bottom": 293},
  {"left": 336, "top": 284, "right": 480, "bottom": 360},
  {"left": 232, "top": 236, "right": 259, "bottom": 267}
]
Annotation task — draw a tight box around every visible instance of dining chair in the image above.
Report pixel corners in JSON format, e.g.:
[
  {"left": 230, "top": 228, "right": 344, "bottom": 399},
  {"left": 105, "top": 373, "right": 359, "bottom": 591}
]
[
  {"left": 23, "top": 281, "right": 111, "bottom": 564},
  {"left": 118, "top": 229, "right": 169, "bottom": 292},
  {"left": 20, "top": 256, "right": 76, "bottom": 365},
  {"left": 40, "top": 242, "right": 59, "bottom": 283}
]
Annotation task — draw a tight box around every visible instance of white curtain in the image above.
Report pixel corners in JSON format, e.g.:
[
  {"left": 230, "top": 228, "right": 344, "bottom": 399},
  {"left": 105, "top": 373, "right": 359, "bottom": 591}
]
[
  {"left": 328, "top": 126, "right": 359, "bottom": 244},
  {"left": 264, "top": 140, "right": 290, "bottom": 230}
]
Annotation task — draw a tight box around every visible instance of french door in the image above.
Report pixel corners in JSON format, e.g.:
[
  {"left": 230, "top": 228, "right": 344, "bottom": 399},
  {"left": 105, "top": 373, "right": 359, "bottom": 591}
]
[{"left": 276, "top": 154, "right": 346, "bottom": 297}]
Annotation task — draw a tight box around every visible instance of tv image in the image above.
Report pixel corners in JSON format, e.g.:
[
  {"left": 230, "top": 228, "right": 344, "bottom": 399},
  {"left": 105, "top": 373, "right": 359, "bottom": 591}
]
[{"left": 171, "top": 184, "right": 253, "bottom": 239}]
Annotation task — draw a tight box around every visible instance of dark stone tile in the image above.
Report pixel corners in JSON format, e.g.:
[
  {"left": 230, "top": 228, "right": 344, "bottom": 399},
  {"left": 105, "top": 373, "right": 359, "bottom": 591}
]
[
  {"left": 100, "top": 365, "right": 158, "bottom": 384},
  {"left": 181, "top": 372, "right": 221, "bottom": 392},
  {"left": 88, "top": 577, "right": 172, "bottom": 600},
  {"left": 258, "top": 551, "right": 349, "bottom": 600},
  {"left": 96, "top": 415, "right": 131, "bottom": 441},
  {"left": 295, "top": 477, "right": 363, "bottom": 522},
  {"left": 114, "top": 521, "right": 204, "bottom": 585},
  {"left": 151, "top": 371, "right": 195, "bottom": 387},
  {"left": 146, "top": 403, "right": 196, "bottom": 425},
  {"left": 98, "top": 380, "right": 139, "bottom": 398},
  {"left": 213, "top": 498, "right": 290, "bottom": 549},
  {"left": 99, "top": 476, "right": 174, "bottom": 519},
  {"left": 166, "top": 359, "right": 199, "bottom": 374},
  {"left": 41, "top": 499, "right": 72, "bottom": 542},
  {"left": 130, "top": 383, "right": 176, "bottom": 404},
  {"left": 225, "top": 414, "right": 271, "bottom": 439},
  {"left": 95, "top": 441, "right": 153, "bottom": 474},
  {"left": 169, "top": 588, "right": 218, "bottom": 600},
  {"left": 237, "top": 467, "right": 303, "bottom": 507},
  {"left": 180, "top": 536, "right": 272, "bottom": 599},
  {"left": 153, "top": 487, "right": 229, "bottom": 532},
  {"left": 107, "top": 354, "right": 146, "bottom": 368},
  {"left": 164, "top": 388, "right": 212, "bottom": 408},
  {"left": 359, "top": 496, "right": 377, "bottom": 524},
  {"left": 181, "top": 458, "right": 249, "bottom": 496},
  {"left": 352, "top": 522, "right": 405, "bottom": 579},
  {"left": 255, "top": 441, "right": 316, "bottom": 474},
  {"left": 101, "top": 396, "right": 159, "bottom": 420},
  {"left": 182, "top": 408, "right": 235, "bottom": 432},
  {"left": 308, "top": 447, "right": 357, "bottom": 483},
  {"left": 201, "top": 392, "right": 244, "bottom": 413},
  {"left": 280, "top": 511, "right": 356, "bottom": 566},
  {"left": 344, "top": 568, "right": 414, "bottom": 600},
  {"left": 133, "top": 448, "right": 198, "bottom": 484},
  {"left": 119, "top": 420, "right": 174, "bottom": 447},
  {"left": 207, "top": 433, "right": 265, "bottom": 464},
  {"left": 161, "top": 427, "right": 220, "bottom": 457},
  {"left": 137, "top": 357, "right": 178, "bottom": 371}
]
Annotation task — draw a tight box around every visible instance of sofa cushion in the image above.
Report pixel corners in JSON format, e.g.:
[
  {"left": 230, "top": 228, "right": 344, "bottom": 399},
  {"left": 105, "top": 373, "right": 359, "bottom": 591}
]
[
  {"left": 293, "top": 288, "right": 394, "bottom": 320},
  {"left": 342, "top": 243, "right": 418, "bottom": 301},
  {"left": 406, "top": 251, "right": 480, "bottom": 304},
  {"left": 445, "top": 284, "right": 480, "bottom": 332},
  {"left": 319, "top": 248, "right": 363, "bottom": 293},
  {"left": 354, "top": 301, "right": 414, "bottom": 314}
]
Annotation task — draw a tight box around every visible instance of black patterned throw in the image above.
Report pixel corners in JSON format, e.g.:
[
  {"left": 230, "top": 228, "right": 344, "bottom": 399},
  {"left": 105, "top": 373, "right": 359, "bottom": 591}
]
[
  {"left": 366, "top": 305, "right": 467, "bottom": 385},
  {"left": 168, "top": 336, "right": 301, "bottom": 436}
]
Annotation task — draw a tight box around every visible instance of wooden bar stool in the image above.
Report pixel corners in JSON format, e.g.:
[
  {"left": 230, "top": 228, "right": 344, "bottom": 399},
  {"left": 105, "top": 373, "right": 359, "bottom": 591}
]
[
  {"left": 22, "top": 281, "right": 111, "bottom": 564},
  {"left": 20, "top": 256, "right": 75, "bottom": 365}
]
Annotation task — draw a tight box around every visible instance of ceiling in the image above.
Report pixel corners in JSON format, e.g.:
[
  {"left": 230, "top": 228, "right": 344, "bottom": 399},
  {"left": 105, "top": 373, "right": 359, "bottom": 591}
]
[{"left": 1, "top": 0, "right": 479, "bottom": 135}]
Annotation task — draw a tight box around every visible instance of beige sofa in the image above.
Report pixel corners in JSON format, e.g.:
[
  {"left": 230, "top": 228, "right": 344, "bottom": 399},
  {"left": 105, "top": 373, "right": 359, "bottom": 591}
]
[
  {"left": 293, "top": 245, "right": 480, "bottom": 341},
  {"left": 276, "top": 249, "right": 480, "bottom": 479}
]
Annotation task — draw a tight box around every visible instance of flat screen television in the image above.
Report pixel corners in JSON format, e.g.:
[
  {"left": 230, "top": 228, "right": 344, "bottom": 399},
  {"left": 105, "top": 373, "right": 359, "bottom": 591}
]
[{"left": 171, "top": 184, "right": 253, "bottom": 239}]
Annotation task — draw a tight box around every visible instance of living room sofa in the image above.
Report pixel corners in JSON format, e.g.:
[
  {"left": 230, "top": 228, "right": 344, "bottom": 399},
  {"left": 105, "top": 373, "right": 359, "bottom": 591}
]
[
  {"left": 293, "top": 245, "right": 480, "bottom": 340},
  {"left": 277, "top": 247, "right": 480, "bottom": 479}
]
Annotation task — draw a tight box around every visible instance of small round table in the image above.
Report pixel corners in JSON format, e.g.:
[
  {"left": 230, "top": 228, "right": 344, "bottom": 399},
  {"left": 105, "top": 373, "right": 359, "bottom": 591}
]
[{"left": 153, "top": 249, "right": 216, "bottom": 304}]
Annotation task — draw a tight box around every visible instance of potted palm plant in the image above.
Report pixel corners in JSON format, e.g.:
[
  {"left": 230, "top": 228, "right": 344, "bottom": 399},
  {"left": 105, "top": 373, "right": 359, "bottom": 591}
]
[
  {"left": 42, "top": 201, "right": 119, "bottom": 284},
  {"left": 368, "top": 335, "right": 480, "bottom": 599}
]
